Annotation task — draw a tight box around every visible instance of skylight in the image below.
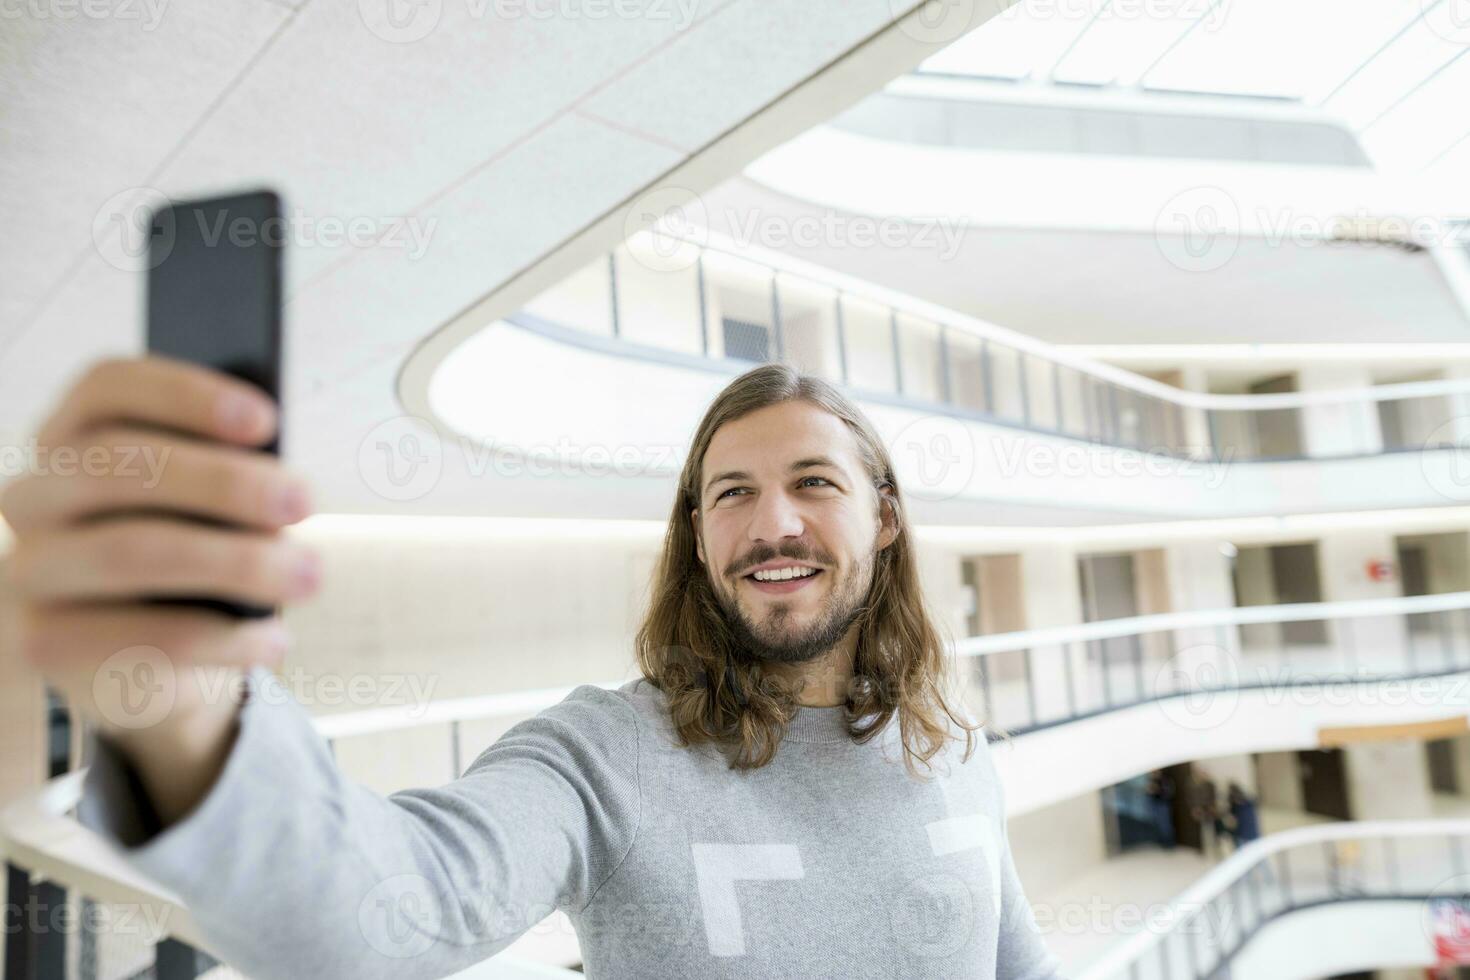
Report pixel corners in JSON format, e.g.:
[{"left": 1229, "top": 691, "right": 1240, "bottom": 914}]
[{"left": 918, "top": 0, "right": 1470, "bottom": 174}]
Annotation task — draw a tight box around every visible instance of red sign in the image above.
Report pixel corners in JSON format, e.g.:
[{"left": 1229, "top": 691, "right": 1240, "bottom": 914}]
[{"left": 1365, "top": 559, "right": 1397, "bottom": 583}]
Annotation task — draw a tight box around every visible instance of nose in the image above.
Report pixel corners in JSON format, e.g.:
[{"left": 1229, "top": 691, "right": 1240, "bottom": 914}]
[{"left": 746, "top": 486, "right": 805, "bottom": 547}]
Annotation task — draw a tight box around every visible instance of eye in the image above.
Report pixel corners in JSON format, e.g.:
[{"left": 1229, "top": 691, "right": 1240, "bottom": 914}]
[{"left": 717, "top": 477, "right": 833, "bottom": 501}]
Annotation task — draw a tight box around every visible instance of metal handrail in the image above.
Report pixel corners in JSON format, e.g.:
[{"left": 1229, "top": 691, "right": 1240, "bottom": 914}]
[
  {"left": 0, "top": 770, "right": 218, "bottom": 977},
  {"left": 310, "top": 591, "right": 1470, "bottom": 746},
  {"left": 0, "top": 771, "right": 581, "bottom": 979},
  {"left": 960, "top": 589, "right": 1470, "bottom": 656},
  {"left": 621, "top": 229, "right": 1470, "bottom": 413},
  {"left": 1073, "top": 819, "right": 1470, "bottom": 980},
  {"left": 505, "top": 228, "right": 1470, "bottom": 464}
]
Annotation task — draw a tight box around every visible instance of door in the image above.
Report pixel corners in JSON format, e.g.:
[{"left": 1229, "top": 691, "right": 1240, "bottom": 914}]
[
  {"left": 1248, "top": 374, "right": 1303, "bottom": 458},
  {"left": 1166, "top": 763, "right": 1204, "bottom": 852},
  {"left": 1078, "top": 552, "right": 1145, "bottom": 705},
  {"left": 1428, "top": 738, "right": 1459, "bottom": 794},
  {"left": 1297, "top": 748, "right": 1353, "bottom": 820},
  {"left": 1270, "top": 543, "right": 1328, "bottom": 645},
  {"left": 965, "top": 555, "right": 1027, "bottom": 728}
]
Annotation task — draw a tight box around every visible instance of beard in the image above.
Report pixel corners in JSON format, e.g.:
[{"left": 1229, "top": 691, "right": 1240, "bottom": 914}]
[{"left": 710, "top": 543, "right": 877, "bottom": 666}]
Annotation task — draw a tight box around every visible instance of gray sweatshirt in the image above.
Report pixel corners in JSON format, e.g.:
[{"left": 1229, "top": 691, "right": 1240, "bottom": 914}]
[{"left": 78, "top": 665, "right": 1065, "bottom": 979}]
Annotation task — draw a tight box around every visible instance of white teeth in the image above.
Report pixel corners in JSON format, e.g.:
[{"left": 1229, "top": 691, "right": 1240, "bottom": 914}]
[{"left": 752, "top": 566, "right": 817, "bottom": 582}]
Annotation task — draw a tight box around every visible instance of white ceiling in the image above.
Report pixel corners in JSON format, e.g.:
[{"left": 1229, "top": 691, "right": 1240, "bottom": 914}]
[
  {"left": 919, "top": 0, "right": 1470, "bottom": 175},
  {"left": 0, "top": 0, "right": 991, "bottom": 513},
  {"left": 701, "top": 134, "right": 1470, "bottom": 344}
]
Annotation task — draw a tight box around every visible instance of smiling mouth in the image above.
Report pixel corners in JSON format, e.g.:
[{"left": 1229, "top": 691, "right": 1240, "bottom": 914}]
[{"left": 743, "top": 569, "right": 824, "bottom": 594}]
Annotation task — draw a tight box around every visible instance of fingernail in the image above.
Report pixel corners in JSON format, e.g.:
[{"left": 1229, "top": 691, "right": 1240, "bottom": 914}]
[
  {"left": 218, "top": 393, "right": 270, "bottom": 438},
  {"left": 240, "top": 619, "right": 291, "bottom": 663},
  {"left": 291, "top": 551, "right": 322, "bottom": 596},
  {"left": 263, "top": 619, "right": 292, "bottom": 655},
  {"left": 272, "top": 483, "right": 312, "bottom": 524}
]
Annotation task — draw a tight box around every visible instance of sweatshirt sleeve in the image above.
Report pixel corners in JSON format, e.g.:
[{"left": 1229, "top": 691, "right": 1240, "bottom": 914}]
[
  {"left": 75, "top": 665, "right": 642, "bottom": 980},
  {"left": 995, "top": 820, "right": 1067, "bottom": 980},
  {"left": 983, "top": 739, "right": 1067, "bottom": 980}
]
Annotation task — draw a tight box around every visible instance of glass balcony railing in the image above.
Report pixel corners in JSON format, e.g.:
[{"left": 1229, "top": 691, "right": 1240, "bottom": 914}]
[
  {"left": 7, "top": 778, "right": 1463, "bottom": 980},
  {"left": 1074, "top": 820, "right": 1470, "bottom": 980},
  {"left": 964, "top": 589, "right": 1470, "bottom": 736},
  {"left": 299, "top": 593, "right": 1470, "bottom": 797},
  {"left": 0, "top": 771, "right": 580, "bottom": 980},
  {"left": 508, "top": 231, "right": 1470, "bottom": 464},
  {"left": 22, "top": 595, "right": 1461, "bottom": 977}
]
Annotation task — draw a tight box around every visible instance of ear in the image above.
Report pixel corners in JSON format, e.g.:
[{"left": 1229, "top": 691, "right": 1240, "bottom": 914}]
[
  {"left": 691, "top": 508, "right": 705, "bottom": 565},
  {"left": 876, "top": 486, "right": 899, "bottom": 551}
]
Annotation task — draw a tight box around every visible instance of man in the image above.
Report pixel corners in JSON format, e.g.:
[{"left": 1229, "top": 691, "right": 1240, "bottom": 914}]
[{"left": 3, "top": 357, "right": 1063, "bottom": 979}]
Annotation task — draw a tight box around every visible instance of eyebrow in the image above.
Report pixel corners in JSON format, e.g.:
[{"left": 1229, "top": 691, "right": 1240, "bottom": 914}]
[{"left": 704, "top": 455, "right": 847, "bottom": 498}]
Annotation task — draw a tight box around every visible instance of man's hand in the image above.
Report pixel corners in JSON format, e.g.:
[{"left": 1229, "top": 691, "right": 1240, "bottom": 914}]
[{"left": 1, "top": 356, "right": 321, "bottom": 823}]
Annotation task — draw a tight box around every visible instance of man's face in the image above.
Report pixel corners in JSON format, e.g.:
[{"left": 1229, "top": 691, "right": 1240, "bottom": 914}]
[{"left": 691, "top": 400, "right": 896, "bottom": 666}]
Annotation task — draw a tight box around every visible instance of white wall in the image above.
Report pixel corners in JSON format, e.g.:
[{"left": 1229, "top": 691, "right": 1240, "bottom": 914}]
[
  {"left": 991, "top": 677, "right": 1470, "bottom": 818},
  {"left": 1017, "top": 544, "right": 1087, "bottom": 724},
  {"left": 1317, "top": 529, "right": 1410, "bottom": 667},
  {"left": 1297, "top": 364, "right": 1382, "bottom": 457},
  {"left": 1006, "top": 791, "right": 1107, "bottom": 899},
  {"left": 1344, "top": 739, "right": 1436, "bottom": 821},
  {"left": 1225, "top": 900, "right": 1438, "bottom": 980},
  {"left": 1255, "top": 751, "right": 1303, "bottom": 811}
]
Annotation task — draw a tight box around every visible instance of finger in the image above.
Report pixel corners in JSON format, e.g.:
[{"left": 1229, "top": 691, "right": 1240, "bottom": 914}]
[
  {"left": 9, "top": 519, "right": 321, "bottom": 606},
  {"left": 1, "top": 427, "right": 311, "bottom": 534},
  {"left": 38, "top": 356, "right": 276, "bottom": 448},
  {"left": 17, "top": 603, "right": 291, "bottom": 673},
  {"left": 17, "top": 605, "right": 290, "bottom": 730}
]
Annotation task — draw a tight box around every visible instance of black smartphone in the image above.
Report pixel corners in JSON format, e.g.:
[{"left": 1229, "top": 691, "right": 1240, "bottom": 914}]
[{"left": 146, "top": 189, "right": 284, "bottom": 618}]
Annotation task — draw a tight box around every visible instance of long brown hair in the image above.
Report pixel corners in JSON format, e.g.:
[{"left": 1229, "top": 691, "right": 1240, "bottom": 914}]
[{"left": 634, "top": 362, "right": 981, "bottom": 777}]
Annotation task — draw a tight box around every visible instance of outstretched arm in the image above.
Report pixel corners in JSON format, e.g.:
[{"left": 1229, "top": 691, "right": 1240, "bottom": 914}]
[{"left": 80, "top": 667, "right": 641, "bottom": 980}]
